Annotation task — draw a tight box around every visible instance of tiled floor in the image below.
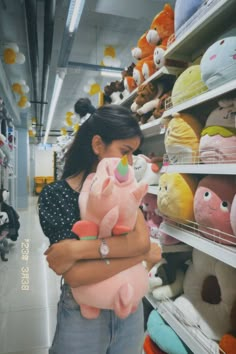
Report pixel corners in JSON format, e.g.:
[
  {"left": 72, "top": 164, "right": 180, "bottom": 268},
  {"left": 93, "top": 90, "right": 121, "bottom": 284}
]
[{"left": 0, "top": 196, "right": 61, "bottom": 354}]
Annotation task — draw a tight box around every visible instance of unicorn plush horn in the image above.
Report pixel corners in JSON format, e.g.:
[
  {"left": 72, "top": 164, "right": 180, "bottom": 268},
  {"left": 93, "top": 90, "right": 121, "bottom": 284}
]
[{"left": 114, "top": 155, "right": 129, "bottom": 182}]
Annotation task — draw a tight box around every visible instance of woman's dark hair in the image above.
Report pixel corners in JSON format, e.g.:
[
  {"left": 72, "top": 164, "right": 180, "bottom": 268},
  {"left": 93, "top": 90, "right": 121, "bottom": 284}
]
[
  {"left": 74, "top": 97, "right": 96, "bottom": 117},
  {"left": 62, "top": 105, "right": 144, "bottom": 182}
]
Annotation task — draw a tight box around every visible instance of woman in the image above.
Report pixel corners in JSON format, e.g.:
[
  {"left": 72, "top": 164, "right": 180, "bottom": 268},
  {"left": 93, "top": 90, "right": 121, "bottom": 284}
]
[{"left": 39, "top": 104, "right": 161, "bottom": 354}]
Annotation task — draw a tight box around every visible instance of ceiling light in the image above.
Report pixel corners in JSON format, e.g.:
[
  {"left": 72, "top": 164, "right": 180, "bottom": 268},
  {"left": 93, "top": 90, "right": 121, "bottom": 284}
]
[
  {"left": 67, "top": 0, "right": 86, "bottom": 33},
  {"left": 43, "top": 71, "right": 66, "bottom": 144},
  {"left": 100, "top": 71, "right": 122, "bottom": 78}
]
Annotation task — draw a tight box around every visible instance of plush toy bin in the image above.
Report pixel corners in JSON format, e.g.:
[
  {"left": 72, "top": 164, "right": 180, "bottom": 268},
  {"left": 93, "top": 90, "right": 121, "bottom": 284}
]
[{"left": 173, "top": 0, "right": 218, "bottom": 41}]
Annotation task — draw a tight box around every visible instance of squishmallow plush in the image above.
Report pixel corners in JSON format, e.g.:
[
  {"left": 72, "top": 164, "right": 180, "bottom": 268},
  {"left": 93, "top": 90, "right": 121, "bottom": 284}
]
[
  {"left": 230, "top": 194, "right": 236, "bottom": 237},
  {"left": 194, "top": 175, "right": 236, "bottom": 245},
  {"left": 146, "top": 4, "right": 174, "bottom": 47},
  {"left": 199, "top": 98, "right": 236, "bottom": 163},
  {"left": 165, "top": 112, "right": 203, "bottom": 164},
  {"left": 174, "top": 0, "right": 202, "bottom": 36},
  {"left": 200, "top": 36, "right": 236, "bottom": 89},
  {"left": 171, "top": 65, "right": 208, "bottom": 106},
  {"left": 158, "top": 172, "right": 198, "bottom": 222},
  {"left": 174, "top": 249, "right": 236, "bottom": 340},
  {"left": 71, "top": 156, "right": 148, "bottom": 319}
]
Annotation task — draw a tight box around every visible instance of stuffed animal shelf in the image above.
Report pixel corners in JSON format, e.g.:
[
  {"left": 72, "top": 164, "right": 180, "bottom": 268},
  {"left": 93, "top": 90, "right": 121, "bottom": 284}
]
[
  {"left": 164, "top": 112, "right": 203, "bottom": 164},
  {"left": 71, "top": 156, "right": 148, "bottom": 319},
  {"left": 200, "top": 36, "right": 236, "bottom": 90},
  {"left": 171, "top": 65, "right": 208, "bottom": 106},
  {"left": 194, "top": 175, "right": 236, "bottom": 245},
  {"left": 158, "top": 172, "right": 198, "bottom": 222},
  {"left": 199, "top": 97, "right": 236, "bottom": 163},
  {"left": 146, "top": 3, "right": 175, "bottom": 48},
  {"left": 174, "top": 249, "right": 236, "bottom": 341},
  {"left": 174, "top": 0, "right": 202, "bottom": 38},
  {"left": 141, "top": 193, "right": 162, "bottom": 240}
]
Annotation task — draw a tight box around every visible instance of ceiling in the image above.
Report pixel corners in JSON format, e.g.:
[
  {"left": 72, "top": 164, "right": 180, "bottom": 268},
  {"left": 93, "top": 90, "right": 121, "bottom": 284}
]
[{"left": 0, "top": 0, "right": 175, "bottom": 143}]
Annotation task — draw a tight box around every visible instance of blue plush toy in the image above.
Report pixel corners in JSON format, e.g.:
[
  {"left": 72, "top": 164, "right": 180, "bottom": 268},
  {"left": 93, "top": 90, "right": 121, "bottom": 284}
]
[
  {"left": 147, "top": 310, "right": 192, "bottom": 354},
  {"left": 200, "top": 36, "right": 236, "bottom": 89},
  {"left": 174, "top": 0, "right": 202, "bottom": 36}
]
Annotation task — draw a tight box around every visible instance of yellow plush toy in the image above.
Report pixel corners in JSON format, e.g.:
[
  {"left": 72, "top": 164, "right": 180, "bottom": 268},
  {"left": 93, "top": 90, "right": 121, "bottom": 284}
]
[
  {"left": 171, "top": 65, "right": 208, "bottom": 106},
  {"left": 158, "top": 172, "right": 198, "bottom": 221},
  {"left": 165, "top": 112, "right": 203, "bottom": 164}
]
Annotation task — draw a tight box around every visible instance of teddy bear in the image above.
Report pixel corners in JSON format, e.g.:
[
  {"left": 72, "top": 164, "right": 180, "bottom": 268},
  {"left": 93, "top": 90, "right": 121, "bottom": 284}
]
[
  {"left": 164, "top": 112, "right": 203, "bottom": 164},
  {"left": 171, "top": 65, "right": 208, "bottom": 106},
  {"left": 132, "top": 55, "right": 154, "bottom": 86},
  {"left": 193, "top": 175, "right": 236, "bottom": 245},
  {"left": 146, "top": 3, "right": 175, "bottom": 48},
  {"left": 71, "top": 156, "right": 149, "bottom": 319},
  {"left": 199, "top": 97, "right": 236, "bottom": 163},
  {"left": 200, "top": 36, "right": 236, "bottom": 90},
  {"left": 132, "top": 31, "right": 156, "bottom": 61},
  {"left": 131, "top": 81, "right": 164, "bottom": 124}
]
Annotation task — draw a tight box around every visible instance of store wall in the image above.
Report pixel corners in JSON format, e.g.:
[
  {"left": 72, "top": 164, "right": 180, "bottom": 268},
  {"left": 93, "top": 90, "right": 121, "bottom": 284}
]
[{"left": 35, "top": 149, "right": 54, "bottom": 176}]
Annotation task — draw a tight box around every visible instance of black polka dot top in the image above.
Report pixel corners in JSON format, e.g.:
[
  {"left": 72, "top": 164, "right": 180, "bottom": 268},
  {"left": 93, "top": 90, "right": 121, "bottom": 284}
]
[{"left": 38, "top": 180, "right": 80, "bottom": 245}]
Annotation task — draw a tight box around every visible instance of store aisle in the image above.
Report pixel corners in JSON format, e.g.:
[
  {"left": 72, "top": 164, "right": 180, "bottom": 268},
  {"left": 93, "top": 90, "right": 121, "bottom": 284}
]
[{"left": 0, "top": 196, "right": 61, "bottom": 354}]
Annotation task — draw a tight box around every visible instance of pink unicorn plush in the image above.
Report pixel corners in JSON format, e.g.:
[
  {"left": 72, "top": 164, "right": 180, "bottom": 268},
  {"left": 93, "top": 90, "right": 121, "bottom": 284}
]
[{"left": 71, "top": 156, "right": 149, "bottom": 319}]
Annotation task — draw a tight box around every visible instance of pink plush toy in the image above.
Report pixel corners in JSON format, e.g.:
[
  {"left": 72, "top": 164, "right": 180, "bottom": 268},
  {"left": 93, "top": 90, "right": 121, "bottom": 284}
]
[
  {"left": 230, "top": 194, "right": 236, "bottom": 238},
  {"left": 71, "top": 156, "right": 149, "bottom": 319},
  {"left": 194, "top": 175, "right": 236, "bottom": 245},
  {"left": 142, "top": 193, "right": 163, "bottom": 239}
]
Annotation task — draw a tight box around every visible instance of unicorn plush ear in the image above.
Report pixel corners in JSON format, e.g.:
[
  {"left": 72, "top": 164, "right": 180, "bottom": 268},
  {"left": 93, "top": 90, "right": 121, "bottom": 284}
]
[{"left": 101, "top": 177, "right": 114, "bottom": 197}]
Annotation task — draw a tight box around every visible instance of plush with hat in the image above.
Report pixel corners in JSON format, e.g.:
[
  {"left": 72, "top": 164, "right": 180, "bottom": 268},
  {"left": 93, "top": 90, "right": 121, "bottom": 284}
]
[
  {"left": 200, "top": 36, "right": 236, "bottom": 90},
  {"left": 147, "top": 310, "right": 191, "bottom": 354},
  {"left": 146, "top": 4, "right": 174, "bottom": 47},
  {"left": 133, "top": 154, "right": 161, "bottom": 186},
  {"left": 132, "top": 31, "right": 155, "bottom": 60},
  {"left": 171, "top": 65, "right": 208, "bottom": 106},
  {"left": 199, "top": 98, "right": 236, "bottom": 163},
  {"left": 174, "top": 0, "right": 202, "bottom": 37},
  {"left": 230, "top": 194, "right": 236, "bottom": 237},
  {"left": 174, "top": 249, "right": 236, "bottom": 340},
  {"left": 71, "top": 156, "right": 148, "bottom": 319},
  {"left": 165, "top": 112, "right": 203, "bottom": 164},
  {"left": 158, "top": 172, "right": 198, "bottom": 222},
  {"left": 194, "top": 175, "right": 236, "bottom": 245}
]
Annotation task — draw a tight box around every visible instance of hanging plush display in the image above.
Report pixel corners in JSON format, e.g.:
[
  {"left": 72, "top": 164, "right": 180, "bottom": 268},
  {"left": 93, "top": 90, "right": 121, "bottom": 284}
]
[
  {"left": 3, "top": 43, "right": 25, "bottom": 65},
  {"left": 83, "top": 79, "right": 102, "bottom": 96},
  {"left": 60, "top": 127, "right": 67, "bottom": 136},
  {"left": 100, "top": 46, "right": 121, "bottom": 67}
]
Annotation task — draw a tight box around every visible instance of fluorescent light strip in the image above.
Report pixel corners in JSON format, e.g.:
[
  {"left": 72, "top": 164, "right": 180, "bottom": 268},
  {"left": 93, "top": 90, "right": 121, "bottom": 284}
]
[
  {"left": 101, "top": 71, "right": 122, "bottom": 78},
  {"left": 43, "top": 73, "right": 64, "bottom": 144},
  {"left": 68, "top": 0, "right": 86, "bottom": 33}
]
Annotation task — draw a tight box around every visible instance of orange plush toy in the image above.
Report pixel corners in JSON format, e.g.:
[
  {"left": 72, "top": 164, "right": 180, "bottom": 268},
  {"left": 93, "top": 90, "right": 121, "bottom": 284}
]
[
  {"left": 146, "top": 3, "right": 174, "bottom": 47},
  {"left": 143, "top": 335, "right": 167, "bottom": 354},
  {"left": 132, "top": 31, "right": 156, "bottom": 60},
  {"left": 133, "top": 55, "right": 153, "bottom": 86}
]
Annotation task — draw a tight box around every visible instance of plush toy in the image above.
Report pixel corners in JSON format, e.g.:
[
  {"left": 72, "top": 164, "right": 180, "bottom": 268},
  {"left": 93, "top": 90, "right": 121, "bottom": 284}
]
[
  {"left": 152, "top": 91, "right": 172, "bottom": 119},
  {"left": 200, "top": 36, "right": 236, "bottom": 90},
  {"left": 143, "top": 334, "right": 167, "bottom": 354},
  {"left": 141, "top": 193, "right": 163, "bottom": 239},
  {"left": 194, "top": 175, "right": 236, "bottom": 245},
  {"left": 199, "top": 98, "right": 236, "bottom": 163},
  {"left": 133, "top": 154, "right": 161, "bottom": 185},
  {"left": 171, "top": 65, "right": 208, "bottom": 106},
  {"left": 158, "top": 172, "right": 198, "bottom": 222},
  {"left": 219, "top": 334, "right": 236, "bottom": 354},
  {"left": 71, "top": 156, "right": 148, "bottom": 319},
  {"left": 123, "top": 76, "right": 137, "bottom": 93},
  {"left": 0, "top": 133, "right": 12, "bottom": 167},
  {"left": 158, "top": 220, "right": 181, "bottom": 245},
  {"left": 147, "top": 310, "right": 191, "bottom": 354},
  {"left": 142, "top": 58, "right": 158, "bottom": 81},
  {"left": 174, "top": 249, "right": 236, "bottom": 340},
  {"left": 174, "top": 0, "right": 202, "bottom": 36},
  {"left": 146, "top": 4, "right": 175, "bottom": 47},
  {"left": 132, "top": 31, "right": 156, "bottom": 60},
  {"left": 133, "top": 55, "right": 153, "bottom": 86},
  {"left": 230, "top": 194, "right": 236, "bottom": 237},
  {"left": 164, "top": 112, "right": 203, "bottom": 164},
  {"left": 148, "top": 251, "right": 191, "bottom": 300}
]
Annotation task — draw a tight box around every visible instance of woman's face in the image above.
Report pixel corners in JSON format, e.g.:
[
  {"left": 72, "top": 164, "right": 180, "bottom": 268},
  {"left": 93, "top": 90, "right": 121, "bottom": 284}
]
[{"left": 97, "top": 136, "right": 141, "bottom": 166}]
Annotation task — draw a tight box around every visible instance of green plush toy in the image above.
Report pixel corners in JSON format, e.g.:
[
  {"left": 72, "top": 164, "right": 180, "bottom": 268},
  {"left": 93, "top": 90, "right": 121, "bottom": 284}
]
[{"left": 171, "top": 65, "right": 208, "bottom": 106}]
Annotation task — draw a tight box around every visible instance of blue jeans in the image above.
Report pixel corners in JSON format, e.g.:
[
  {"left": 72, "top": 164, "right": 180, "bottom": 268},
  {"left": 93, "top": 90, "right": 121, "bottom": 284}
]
[{"left": 49, "top": 283, "right": 144, "bottom": 354}]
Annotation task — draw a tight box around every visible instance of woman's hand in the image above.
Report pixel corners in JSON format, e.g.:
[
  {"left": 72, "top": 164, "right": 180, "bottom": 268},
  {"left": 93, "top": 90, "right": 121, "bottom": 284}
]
[
  {"left": 44, "top": 239, "right": 78, "bottom": 275},
  {"left": 144, "top": 242, "right": 162, "bottom": 271}
]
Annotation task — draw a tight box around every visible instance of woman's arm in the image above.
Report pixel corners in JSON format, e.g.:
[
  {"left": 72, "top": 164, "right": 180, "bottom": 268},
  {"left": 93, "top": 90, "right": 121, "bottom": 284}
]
[
  {"left": 45, "top": 209, "right": 150, "bottom": 275},
  {"left": 64, "top": 243, "right": 162, "bottom": 287}
]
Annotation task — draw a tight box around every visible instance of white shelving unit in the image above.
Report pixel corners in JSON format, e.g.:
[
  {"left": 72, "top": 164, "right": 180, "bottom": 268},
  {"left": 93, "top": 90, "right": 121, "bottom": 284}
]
[{"left": 161, "top": 162, "right": 236, "bottom": 175}]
